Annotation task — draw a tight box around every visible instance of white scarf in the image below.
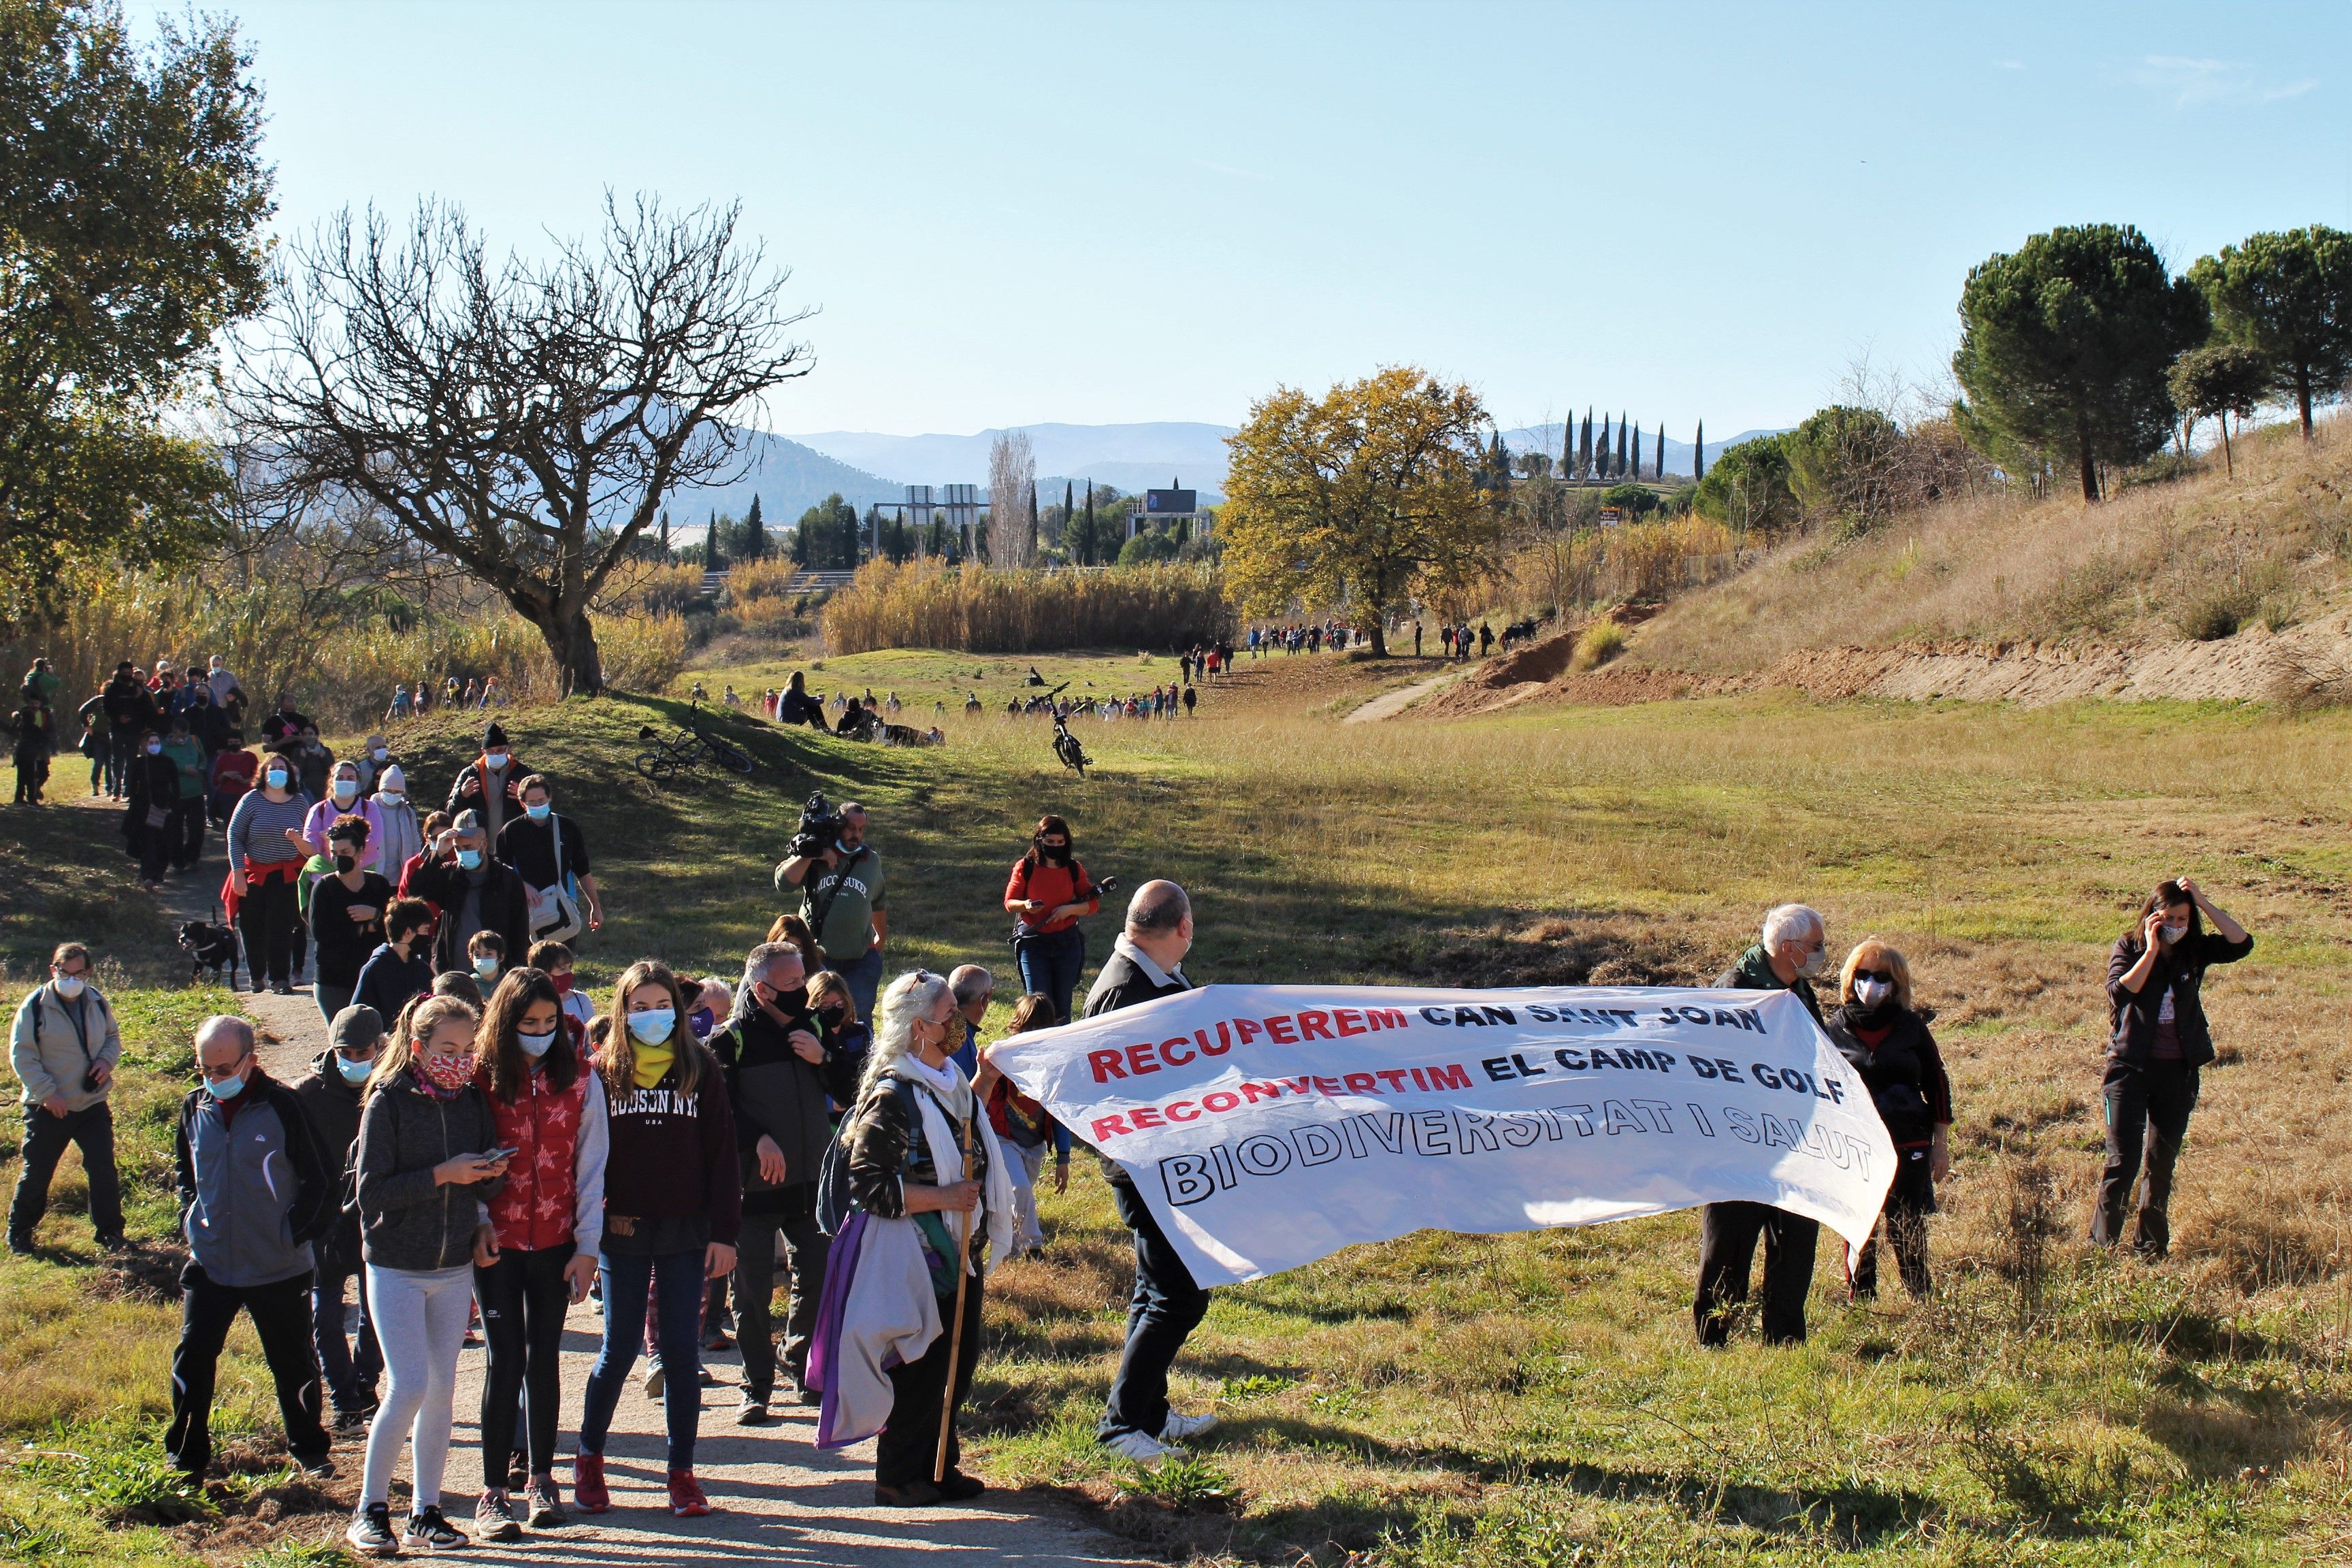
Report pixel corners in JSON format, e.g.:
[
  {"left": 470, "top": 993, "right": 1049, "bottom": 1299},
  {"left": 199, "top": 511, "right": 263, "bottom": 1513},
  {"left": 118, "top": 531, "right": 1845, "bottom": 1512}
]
[{"left": 888, "top": 1058, "right": 1013, "bottom": 1274}]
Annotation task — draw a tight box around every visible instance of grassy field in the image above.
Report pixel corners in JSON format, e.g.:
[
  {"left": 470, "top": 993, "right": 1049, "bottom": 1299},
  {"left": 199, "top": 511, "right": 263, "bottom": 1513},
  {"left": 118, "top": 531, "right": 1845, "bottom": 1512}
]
[{"left": 2, "top": 647, "right": 2349, "bottom": 1563}]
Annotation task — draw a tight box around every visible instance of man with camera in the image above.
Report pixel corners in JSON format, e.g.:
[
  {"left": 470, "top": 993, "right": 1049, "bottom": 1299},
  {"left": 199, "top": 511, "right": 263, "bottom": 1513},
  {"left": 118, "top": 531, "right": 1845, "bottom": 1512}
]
[{"left": 773, "top": 796, "right": 887, "bottom": 1022}]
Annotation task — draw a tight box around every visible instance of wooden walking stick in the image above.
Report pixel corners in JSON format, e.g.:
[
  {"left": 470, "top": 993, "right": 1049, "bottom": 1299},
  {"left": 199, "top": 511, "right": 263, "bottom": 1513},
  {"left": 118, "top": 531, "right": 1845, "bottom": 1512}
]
[{"left": 934, "top": 1106, "right": 979, "bottom": 1484}]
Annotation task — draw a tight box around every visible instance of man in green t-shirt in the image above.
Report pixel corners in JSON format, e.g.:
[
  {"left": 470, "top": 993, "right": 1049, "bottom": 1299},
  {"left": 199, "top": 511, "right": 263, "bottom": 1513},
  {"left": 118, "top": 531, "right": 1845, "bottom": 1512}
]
[{"left": 773, "top": 800, "right": 887, "bottom": 1019}]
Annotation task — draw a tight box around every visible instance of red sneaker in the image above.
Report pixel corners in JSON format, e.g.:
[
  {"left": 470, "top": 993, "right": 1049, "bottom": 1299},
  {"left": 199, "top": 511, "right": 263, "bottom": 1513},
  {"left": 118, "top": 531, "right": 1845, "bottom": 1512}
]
[
  {"left": 667, "top": 1469, "right": 712, "bottom": 1518},
  {"left": 572, "top": 1452, "right": 610, "bottom": 1514}
]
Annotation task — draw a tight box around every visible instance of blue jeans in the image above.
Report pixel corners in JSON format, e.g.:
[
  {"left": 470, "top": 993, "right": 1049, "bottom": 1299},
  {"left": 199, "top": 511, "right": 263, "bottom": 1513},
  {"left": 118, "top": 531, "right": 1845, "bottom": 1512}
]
[
  {"left": 1015, "top": 927, "right": 1086, "bottom": 1025},
  {"left": 836, "top": 943, "right": 884, "bottom": 1026},
  {"left": 581, "top": 1249, "right": 706, "bottom": 1469},
  {"left": 312, "top": 1264, "right": 382, "bottom": 1414}
]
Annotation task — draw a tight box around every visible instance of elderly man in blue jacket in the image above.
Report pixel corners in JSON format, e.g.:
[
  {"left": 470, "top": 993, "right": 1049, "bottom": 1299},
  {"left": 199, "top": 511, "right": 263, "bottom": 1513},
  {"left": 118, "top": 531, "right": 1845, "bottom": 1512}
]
[{"left": 166, "top": 1015, "right": 336, "bottom": 1479}]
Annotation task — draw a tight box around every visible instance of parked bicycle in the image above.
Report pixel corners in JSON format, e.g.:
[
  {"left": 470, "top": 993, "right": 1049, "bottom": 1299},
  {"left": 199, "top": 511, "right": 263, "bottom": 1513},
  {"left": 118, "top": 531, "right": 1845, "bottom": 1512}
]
[{"left": 634, "top": 702, "right": 755, "bottom": 784}]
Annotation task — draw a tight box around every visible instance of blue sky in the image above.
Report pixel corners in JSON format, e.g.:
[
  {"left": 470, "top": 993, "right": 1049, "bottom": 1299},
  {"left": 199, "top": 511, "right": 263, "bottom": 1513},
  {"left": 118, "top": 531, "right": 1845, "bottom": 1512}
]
[{"left": 210, "top": 0, "right": 2349, "bottom": 439}]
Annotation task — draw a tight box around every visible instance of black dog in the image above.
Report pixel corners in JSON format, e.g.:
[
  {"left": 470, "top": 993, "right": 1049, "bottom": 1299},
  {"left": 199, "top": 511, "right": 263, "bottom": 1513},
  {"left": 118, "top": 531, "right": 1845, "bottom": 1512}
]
[{"left": 177, "top": 919, "right": 241, "bottom": 990}]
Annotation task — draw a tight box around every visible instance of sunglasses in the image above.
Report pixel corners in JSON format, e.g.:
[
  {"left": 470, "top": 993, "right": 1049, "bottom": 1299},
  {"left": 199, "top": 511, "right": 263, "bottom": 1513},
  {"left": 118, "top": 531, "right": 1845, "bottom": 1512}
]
[{"left": 1852, "top": 968, "right": 1895, "bottom": 985}]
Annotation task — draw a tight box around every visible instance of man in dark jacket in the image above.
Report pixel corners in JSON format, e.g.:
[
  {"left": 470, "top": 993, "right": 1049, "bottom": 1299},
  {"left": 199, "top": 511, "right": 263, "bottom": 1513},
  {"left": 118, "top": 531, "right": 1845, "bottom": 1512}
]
[
  {"left": 169, "top": 1015, "right": 335, "bottom": 1478},
  {"left": 2095, "top": 877, "right": 2252, "bottom": 1256},
  {"left": 291, "top": 1007, "right": 386, "bottom": 1427},
  {"left": 406, "top": 811, "right": 532, "bottom": 975},
  {"left": 710, "top": 942, "right": 856, "bottom": 1422},
  {"left": 1081, "top": 881, "right": 1215, "bottom": 1463},
  {"left": 99, "top": 663, "right": 156, "bottom": 798},
  {"left": 1693, "top": 903, "right": 1829, "bottom": 1348},
  {"left": 444, "top": 721, "right": 529, "bottom": 840}
]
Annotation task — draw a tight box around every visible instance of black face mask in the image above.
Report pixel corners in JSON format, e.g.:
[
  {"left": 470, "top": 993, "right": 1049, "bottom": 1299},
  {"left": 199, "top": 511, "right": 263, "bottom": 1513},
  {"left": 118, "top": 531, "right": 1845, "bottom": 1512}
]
[
  {"left": 817, "top": 1004, "right": 847, "bottom": 1030},
  {"left": 334, "top": 853, "right": 357, "bottom": 875},
  {"left": 1036, "top": 840, "right": 1071, "bottom": 864},
  {"left": 765, "top": 984, "right": 808, "bottom": 1015}
]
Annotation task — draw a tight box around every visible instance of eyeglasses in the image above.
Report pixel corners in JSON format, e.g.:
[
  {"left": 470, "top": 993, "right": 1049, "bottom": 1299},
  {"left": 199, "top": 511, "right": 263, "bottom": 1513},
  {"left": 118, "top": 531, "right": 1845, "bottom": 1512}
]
[{"left": 197, "top": 1047, "right": 252, "bottom": 1082}]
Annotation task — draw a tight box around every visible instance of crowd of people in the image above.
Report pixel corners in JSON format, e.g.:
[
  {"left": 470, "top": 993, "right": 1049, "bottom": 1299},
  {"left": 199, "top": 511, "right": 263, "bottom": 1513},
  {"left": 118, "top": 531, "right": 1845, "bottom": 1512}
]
[{"left": 4, "top": 687, "right": 2259, "bottom": 1551}]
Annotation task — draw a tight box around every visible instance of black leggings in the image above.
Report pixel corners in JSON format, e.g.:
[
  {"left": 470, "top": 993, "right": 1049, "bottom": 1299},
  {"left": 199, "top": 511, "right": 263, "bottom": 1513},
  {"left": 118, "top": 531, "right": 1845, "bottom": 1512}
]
[
  {"left": 239, "top": 873, "right": 300, "bottom": 986},
  {"left": 475, "top": 1242, "right": 573, "bottom": 1484}
]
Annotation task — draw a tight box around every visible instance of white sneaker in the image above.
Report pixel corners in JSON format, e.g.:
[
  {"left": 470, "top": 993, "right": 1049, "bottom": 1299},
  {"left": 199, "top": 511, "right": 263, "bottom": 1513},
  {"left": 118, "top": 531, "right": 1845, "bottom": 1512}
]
[
  {"left": 1102, "top": 1428, "right": 1176, "bottom": 1463},
  {"left": 1160, "top": 1407, "right": 1218, "bottom": 1443}
]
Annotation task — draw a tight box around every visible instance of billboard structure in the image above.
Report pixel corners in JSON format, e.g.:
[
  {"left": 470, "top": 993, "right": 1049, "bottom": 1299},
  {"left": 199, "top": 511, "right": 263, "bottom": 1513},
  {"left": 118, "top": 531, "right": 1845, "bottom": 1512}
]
[
  {"left": 870, "top": 483, "right": 985, "bottom": 558},
  {"left": 1137, "top": 480, "right": 1205, "bottom": 542}
]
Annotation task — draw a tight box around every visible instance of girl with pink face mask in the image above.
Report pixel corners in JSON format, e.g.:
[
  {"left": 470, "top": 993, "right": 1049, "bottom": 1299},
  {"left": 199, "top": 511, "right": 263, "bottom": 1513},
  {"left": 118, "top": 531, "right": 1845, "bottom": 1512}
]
[{"left": 348, "top": 996, "right": 510, "bottom": 1556}]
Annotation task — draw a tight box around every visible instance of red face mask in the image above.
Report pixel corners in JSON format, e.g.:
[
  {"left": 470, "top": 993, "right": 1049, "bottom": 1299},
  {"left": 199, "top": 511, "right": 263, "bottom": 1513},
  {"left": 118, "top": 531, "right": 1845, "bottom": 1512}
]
[
  {"left": 419, "top": 1051, "right": 476, "bottom": 1092},
  {"left": 550, "top": 973, "right": 574, "bottom": 995}
]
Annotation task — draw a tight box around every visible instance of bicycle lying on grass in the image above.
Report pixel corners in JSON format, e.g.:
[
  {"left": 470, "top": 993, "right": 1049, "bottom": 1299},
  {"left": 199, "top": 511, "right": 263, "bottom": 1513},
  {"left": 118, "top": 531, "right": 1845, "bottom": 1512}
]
[
  {"left": 1043, "top": 683, "right": 1092, "bottom": 777},
  {"left": 634, "top": 702, "right": 755, "bottom": 784}
]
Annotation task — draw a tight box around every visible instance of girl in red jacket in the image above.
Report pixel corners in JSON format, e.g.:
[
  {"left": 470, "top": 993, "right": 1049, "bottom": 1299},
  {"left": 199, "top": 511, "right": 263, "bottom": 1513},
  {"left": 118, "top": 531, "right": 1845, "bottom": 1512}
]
[{"left": 470, "top": 968, "right": 606, "bottom": 1540}]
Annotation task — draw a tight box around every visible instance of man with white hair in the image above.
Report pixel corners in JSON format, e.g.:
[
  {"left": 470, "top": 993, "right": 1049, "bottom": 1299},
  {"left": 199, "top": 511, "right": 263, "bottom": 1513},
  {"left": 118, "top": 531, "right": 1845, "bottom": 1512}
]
[
  {"left": 167, "top": 1015, "right": 336, "bottom": 1479},
  {"left": 1693, "top": 903, "right": 1830, "bottom": 1348},
  {"left": 946, "top": 964, "right": 993, "bottom": 1077},
  {"left": 1082, "top": 880, "right": 1218, "bottom": 1462}
]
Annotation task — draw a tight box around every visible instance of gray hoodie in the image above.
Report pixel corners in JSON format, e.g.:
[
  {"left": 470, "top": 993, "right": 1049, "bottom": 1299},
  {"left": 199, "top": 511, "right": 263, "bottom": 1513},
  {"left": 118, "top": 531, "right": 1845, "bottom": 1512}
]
[{"left": 355, "top": 1069, "right": 502, "bottom": 1273}]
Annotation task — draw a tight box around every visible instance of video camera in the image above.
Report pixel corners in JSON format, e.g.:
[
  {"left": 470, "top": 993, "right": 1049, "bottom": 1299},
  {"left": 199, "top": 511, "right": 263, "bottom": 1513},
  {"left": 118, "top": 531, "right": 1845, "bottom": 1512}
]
[{"left": 788, "top": 791, "right": 845, "bottom": 862}]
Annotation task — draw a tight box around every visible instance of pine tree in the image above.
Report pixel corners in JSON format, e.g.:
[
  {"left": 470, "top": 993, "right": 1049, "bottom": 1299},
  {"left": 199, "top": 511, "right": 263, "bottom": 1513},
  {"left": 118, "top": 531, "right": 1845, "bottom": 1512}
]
[{"left": 1693, "top": 420, "right": 1705, "bottom": 481}]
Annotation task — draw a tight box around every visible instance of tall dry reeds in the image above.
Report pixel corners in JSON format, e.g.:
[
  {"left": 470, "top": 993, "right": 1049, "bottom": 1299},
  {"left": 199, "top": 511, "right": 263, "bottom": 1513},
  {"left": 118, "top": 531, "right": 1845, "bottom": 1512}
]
[
  {"left": 822, "top": 558, "right": 1230, "bottom": 655},
  {"left": 1489, "top": 514, "right": 1747, "bottom": 618},
  {"left": 0, "top": 571, "right": 689, "bottom": 730}
]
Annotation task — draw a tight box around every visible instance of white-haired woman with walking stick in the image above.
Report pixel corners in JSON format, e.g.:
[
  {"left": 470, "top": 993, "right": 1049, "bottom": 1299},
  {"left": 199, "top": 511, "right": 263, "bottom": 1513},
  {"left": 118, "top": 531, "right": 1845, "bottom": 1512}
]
[{"left": 805, "top": 970, "right": 1012, "bottom": 1507}]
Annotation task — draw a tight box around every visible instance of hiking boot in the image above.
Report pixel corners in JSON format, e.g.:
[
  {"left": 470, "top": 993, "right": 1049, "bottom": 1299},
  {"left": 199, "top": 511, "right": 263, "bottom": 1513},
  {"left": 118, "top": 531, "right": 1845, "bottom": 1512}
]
[
  {"left": 875, "top": 1479, "right": 942, "bottom": 1507},
  {"left": 936, "top": 1469, "right": 987, "bottom": 1503},
  {"left": 1160, "top": 1407, "right": 1218, "bottom": 1443},
  {"left": 345, "top": 1501, "right": 397, "bottom": 1556},
  {"left": 474, "top": 1488, "right": 521, "bottom": 1542},
  {"left": 402, "top": 1505, "right": 468, "bottom": 1550},
  {"left": 526, "top": 1476, "right": 568, "bottom": 1529},
  {"left": 666, "top": 1469, "right": 711, "bottom": 1518},
  {"left": 572, "top": 1451, "right": 611, "bottom": 1514},
  {"left": 734, "top": 1390, "right": 770, "bottom": 1426},
  {"left": 1102, "top": 1428, "right": 1177, "bottom": 1463}
]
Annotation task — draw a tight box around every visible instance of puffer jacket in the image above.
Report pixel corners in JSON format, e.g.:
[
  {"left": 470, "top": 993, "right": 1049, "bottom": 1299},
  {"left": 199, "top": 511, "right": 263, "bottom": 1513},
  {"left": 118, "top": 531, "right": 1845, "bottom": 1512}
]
[
  {"left": 355, "top": 1068, "right": 503, "bottom": 1271},
  {"left": 289, "top": 1047, "right": 368, "bottom": 1275}
]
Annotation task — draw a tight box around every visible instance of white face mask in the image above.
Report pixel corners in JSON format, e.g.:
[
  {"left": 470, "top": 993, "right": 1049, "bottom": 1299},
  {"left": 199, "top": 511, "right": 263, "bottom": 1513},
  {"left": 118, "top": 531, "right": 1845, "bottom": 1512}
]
[
  {"left": 1794, "top": 946, "right": 1828, "bottom": 979},
  {"left": 370, "top": 748, "right": 388, "bottom": 764},
  {"left": 1853, "top": 977, "right": 1893, "bottom": 1009},
  {"left": 380, "top": 791, "right": 405, "bottom": 806},
  {"left": 332, "top": 779, "right": 358, "bottom": 800},
  {"left": 52, "top": 973, "right": 86, "bottom": 1000},
  {"left": 2160, "top": 922, "right": 2189, "bottom": 945}
]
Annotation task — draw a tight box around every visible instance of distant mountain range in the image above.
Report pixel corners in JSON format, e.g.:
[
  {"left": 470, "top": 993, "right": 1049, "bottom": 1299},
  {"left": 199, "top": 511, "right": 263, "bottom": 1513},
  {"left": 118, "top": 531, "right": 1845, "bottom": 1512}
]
[
  {"left": 790, "top": 423, "right": 1237, "bottom": 504},
  {"left": 1501, "top": 423, "right": 1788, "bottom": 479},
  {"left": 661, "top": 416, "right": 1788, "bottom": 530}
]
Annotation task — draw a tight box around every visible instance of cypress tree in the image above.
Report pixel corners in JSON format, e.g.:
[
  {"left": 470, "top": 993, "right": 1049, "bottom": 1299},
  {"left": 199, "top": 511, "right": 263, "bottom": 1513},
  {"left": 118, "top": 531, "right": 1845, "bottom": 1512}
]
[
  {"left": 703, "top": 508, "right": 719, "bottom": 570},
  {"left": 1597, "top": 413, "right": 1611, "bottom": 476},
  {"left": 1631, "top": 423, "right": 1643, "bottom": 480},
  {"left": 1084, "top": 481, "right": 1096, "bottom": 566},
  {"left": 1616, "top": 413, "right": 1629, "bottom": 478},
  {"left": 744, "top": 494, "right": 765, "bottom": 560},
  {"left": 1694, "top": 420, "right": 1705, "bottom": 481},
  {"left": 1578, "top": 410, "right": 1592, "bottom": 478},
  {"left": 1560, "top": 414, "right": 1573, "bottom": 476},
  {"left": 659, "top": 508, "right": 670, "bottom": 558}
]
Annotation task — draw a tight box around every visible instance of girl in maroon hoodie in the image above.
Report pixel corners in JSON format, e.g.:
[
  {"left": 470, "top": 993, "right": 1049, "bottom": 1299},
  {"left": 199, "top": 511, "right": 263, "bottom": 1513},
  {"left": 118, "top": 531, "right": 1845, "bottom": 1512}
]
[{"left": 572, "top": 960, "right": 738, "bottom": 1520}]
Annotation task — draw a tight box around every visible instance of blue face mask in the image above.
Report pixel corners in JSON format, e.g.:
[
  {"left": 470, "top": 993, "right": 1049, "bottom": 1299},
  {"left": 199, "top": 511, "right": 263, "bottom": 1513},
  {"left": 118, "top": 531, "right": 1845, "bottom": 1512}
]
[
  {"left": 206, "top": 1069, "right": 247, "bottom": 1100},
  {"left": 525, "top": 802, "right": 551, "bottom": 821},
  {"left": 517, "top": 1028, "right": 557, "bottom": 1059},
  {"left": 457, "top": 848, "right": 484, "bottom": 870},
  {"left": 628, "top": 1009, "right": 675, "bottom": 1045},
  {"left": 473, "top": 956, "right": 500, "bottom": 979},
  {"left": 335, "top": 1054, "right": 374, "bottom": 1085}
]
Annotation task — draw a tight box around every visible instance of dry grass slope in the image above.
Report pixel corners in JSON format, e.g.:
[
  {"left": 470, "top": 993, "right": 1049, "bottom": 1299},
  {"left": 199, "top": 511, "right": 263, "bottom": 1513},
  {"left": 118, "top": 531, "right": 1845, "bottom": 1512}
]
[{"left": 1637, "top": 418, "right": 2352, "bottom": 676}]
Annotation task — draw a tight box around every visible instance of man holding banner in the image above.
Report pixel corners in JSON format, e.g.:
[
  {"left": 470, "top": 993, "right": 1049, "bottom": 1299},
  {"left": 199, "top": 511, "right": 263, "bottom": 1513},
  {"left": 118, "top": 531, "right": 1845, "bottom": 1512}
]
[
  {"left": 1693, "top": 904, "right": 1830, "bottom": 1347},
  {"left": 1080, "top": 881, "right": 1218, "bottom": 1463},
  {"left": 993, "top": 938, "right": 1895, "bottom": 1409}
]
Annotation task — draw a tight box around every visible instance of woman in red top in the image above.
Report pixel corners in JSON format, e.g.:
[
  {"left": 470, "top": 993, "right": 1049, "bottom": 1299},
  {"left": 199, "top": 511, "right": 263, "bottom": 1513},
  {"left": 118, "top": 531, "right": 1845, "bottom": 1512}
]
[
  {"left": 470, "top": 968, "right": 607, "bottom": 1539},
  {"left": 1002, "top": 814, "right": 1100, "bottom": 1024}
]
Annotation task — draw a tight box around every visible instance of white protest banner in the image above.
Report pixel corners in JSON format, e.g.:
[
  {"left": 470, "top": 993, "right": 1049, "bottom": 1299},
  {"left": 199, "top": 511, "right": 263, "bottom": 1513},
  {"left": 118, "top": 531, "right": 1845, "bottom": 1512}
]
[{"left": 992, "top": 984, "right": 1895, "bottom": 1287}]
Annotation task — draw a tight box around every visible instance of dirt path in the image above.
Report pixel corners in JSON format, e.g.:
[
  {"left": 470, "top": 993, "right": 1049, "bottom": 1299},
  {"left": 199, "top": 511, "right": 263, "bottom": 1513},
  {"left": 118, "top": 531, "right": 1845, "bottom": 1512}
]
[
  {"left": 65, "top": 794, "right": 1149, "bottom": 1566},
  {"left": 1342, "top": 670, "right": 1463, "bottom": 723}
]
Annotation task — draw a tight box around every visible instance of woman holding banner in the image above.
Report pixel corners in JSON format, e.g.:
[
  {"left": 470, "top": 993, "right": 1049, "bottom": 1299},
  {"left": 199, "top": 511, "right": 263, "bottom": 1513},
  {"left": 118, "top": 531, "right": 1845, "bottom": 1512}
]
[
  {"left": 1823, "top": 941, "right": 1952, "bottom": 1300},
  {"left": 808, "top": 971, "right": 1011, "bottom": 1507}
]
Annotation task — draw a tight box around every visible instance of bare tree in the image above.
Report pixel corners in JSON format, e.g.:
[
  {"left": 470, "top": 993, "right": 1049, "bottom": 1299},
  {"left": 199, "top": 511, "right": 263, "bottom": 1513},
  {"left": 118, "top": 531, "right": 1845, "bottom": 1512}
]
[
  {"left": 986, "top": 430, "right": 1036, "bottom": 570},
  {"left": 233, "top": 193, "right": 812, "bottom": 693}
]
